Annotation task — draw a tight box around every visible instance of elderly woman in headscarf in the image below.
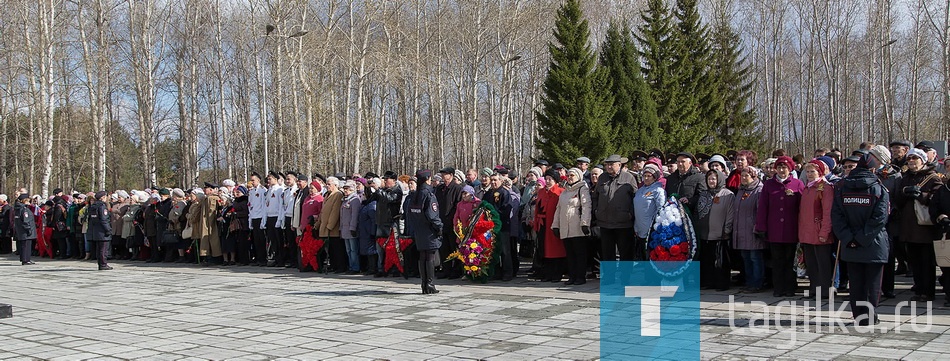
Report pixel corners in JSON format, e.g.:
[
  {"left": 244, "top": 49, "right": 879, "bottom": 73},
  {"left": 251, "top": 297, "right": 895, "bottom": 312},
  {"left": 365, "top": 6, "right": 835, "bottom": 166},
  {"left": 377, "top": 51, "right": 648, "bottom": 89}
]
[
  {"left": 633, "top": 163, "right": 666, "bottom": 256},
  {"left": 733, "top": 166, "right": 766, "bottom": 292},
  {"left": 552, "top": 168, "right": 592, "bottom": 286},
  {"left": 475, "top": 168, "right": 493, "bottom": 199},
  {"left": 520, "top": 167, "right": 543, "bottom": 262},
  {"left": 697, "top": 169, "right": 736, "bottom": 291}
]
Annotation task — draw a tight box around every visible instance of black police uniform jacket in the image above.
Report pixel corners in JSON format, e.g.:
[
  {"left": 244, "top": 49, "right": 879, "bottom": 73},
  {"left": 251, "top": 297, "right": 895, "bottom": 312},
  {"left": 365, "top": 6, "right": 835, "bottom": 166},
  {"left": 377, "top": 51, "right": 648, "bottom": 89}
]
[
  {"left": 831, "top": 167, "right": 889, "bottom": 264},
  {"left": 86, "top": 200, "right": 112, "bottom": 242},
  {"left": 12, "top": 202, "right": 37, "bottom": 241},
  {"left": 404, "top": 184, "right": 443, "bottom": 251}
]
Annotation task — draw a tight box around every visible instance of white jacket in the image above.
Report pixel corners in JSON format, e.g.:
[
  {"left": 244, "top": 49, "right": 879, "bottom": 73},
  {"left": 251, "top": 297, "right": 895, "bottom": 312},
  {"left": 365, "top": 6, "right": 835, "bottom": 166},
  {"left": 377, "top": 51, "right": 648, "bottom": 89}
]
[
  {"left": 265, "top": 184, "right": 285, "bottom": 227},
  {"left": 248, "top": 184, "right": 267, "bottom": 227},
  {"left": 282, "top": 185, "right": 298, "bottom": 220}
]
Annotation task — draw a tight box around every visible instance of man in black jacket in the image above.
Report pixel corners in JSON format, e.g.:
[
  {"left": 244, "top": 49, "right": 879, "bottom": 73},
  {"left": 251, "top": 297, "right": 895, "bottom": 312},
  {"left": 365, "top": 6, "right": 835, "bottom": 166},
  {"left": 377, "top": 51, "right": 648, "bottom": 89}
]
[
  {"left": 405, "top": 170, "right": 443, "bottom": 294},
  {"left": 87, "top": 191, "right": 114, "bottom": 270},
  {"left": 373, "top": 171, "right": 410, "bottom": 277},
  {"left": 436, "top": 167, "right": 463, "bottom": 279},
  {"left": 0, "top": 194, "right": 12, "bottom": 254},
  {"left": 593, "top": 155, "right": 638, "bottom": 263},
  {"left": 832, "top": 151, "right": 889, "bottom": 326},
  {"left": 666, "top": 152, "right": 707, "bottom": 209},
  {"left": 13, "top": 194, "right": 37, "bottom": 265}
]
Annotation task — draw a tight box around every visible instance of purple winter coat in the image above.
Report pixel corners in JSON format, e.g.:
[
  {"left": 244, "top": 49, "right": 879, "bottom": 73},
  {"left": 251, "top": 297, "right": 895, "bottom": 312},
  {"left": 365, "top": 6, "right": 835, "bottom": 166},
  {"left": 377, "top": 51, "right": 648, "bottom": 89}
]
[
  {"left": 733, "top": 180, "right": 765, "bottom": 250},
  {"left": 754, "top": 175, "right": 804, "bottom": 244}
]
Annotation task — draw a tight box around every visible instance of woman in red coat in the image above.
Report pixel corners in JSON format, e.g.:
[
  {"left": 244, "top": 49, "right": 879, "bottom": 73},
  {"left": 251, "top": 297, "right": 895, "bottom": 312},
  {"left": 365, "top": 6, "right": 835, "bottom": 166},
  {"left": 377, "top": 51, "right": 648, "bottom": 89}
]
[{"left": 533, "top": 170, "right": 564, "bottom": 282}]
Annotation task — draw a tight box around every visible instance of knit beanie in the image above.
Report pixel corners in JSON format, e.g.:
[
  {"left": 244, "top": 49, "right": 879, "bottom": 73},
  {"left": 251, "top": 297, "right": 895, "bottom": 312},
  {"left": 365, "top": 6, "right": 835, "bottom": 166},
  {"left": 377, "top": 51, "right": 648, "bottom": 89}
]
[
  {"left": 708, "top": 154, "right": 729, "bottom": 171},
  {"left": 774, "top": 156, "right": 796, "bottom": 170},
  {"left": 816, "top": 156, "right": 836, "bottom": 171},
  {"left": 868, "top": 145, "right": 892, "bottom": 165},
  {"left": 907, "top": 148, "right": 928, "bottom": 162},
  {"left": 807, "top": 159, "right": 827, "bottom": 175},
  {"left": 528, "top": 167, "right": 543, "bottom": 179},
  {"left": 643, "top": 164, "right": 662, "bottom": 179},
  {"left": 567, "top": 167, "right": 583, "bottom": 181}
]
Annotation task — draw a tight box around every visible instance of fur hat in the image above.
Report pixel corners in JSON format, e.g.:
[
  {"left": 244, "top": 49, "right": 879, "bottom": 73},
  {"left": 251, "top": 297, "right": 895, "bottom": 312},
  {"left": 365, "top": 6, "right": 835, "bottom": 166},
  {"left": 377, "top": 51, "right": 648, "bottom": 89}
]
[{"left": 171, "top": 188, "right": 185, "bottom": 198}]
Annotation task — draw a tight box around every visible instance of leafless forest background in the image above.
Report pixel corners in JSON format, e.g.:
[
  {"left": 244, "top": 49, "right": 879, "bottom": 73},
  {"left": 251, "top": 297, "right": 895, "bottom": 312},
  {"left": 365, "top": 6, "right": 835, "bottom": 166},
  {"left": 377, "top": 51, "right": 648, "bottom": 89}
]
[{"left": 1, "top": 0, "right": 948, "bottom": 195}]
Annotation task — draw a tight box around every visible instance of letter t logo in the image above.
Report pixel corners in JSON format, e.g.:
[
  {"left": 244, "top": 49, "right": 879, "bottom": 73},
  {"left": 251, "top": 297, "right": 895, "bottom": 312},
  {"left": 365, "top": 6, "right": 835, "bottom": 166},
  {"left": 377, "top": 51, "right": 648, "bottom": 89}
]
[{"left": 625, "top": 286, "right": 679, "bottom": 336}]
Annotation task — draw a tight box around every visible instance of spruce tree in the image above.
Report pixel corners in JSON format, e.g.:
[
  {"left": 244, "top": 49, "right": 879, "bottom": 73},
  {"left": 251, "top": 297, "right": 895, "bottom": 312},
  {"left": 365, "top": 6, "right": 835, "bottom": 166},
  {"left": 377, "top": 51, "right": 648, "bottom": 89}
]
[
  {"left": 710, "top": 6, "right": 760, "bottom": 151},
  {"left": 672, "top": 0, "right": 720, "bottom": 153},
  {"left": 536, "top": 0, "right": 614, "bottom": 164},
  {"left": 637, "top": 0, "right": 703, "bottom": 153},
  {"left": 599, "top": 21, "right": 661, "bottom": 155}
]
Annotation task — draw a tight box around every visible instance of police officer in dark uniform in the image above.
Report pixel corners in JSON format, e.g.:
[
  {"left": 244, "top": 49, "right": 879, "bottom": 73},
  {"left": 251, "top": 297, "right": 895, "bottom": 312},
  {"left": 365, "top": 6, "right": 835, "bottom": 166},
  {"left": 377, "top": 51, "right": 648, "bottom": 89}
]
[
  {"left": 405, "top": 170, "right": 443, "bottom": 294},
  {"left": 831, "top": 150, "right": 889, "bottom": 326},
  {"left": 87, "top": 191, "right": 114, "bottom": 270},
  {"left": 13, "top": 193, "right": 37, "bottom": 265}
]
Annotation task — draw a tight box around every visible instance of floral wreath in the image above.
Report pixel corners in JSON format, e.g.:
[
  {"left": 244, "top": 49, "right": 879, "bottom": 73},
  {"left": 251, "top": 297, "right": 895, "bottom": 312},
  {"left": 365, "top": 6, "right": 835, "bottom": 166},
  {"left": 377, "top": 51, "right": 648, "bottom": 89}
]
[
  {"left": 447, "top": 201, "right": 501, "bottom": 283},
  {"left": 647, "top": 196, "right": 697, "bottom": 276}
]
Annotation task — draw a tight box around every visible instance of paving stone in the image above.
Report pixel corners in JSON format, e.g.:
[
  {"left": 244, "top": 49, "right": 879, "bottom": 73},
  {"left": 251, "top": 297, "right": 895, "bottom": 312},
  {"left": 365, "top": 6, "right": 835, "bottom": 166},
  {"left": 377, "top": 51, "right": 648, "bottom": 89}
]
[{"left": 1, "top": 255, "right": 937, "bottom": 360}]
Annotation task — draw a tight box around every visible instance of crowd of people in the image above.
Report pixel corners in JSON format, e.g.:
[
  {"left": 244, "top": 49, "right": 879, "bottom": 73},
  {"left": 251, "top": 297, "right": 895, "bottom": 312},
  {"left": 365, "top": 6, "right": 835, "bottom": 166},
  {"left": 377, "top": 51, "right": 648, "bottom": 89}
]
[{"left": 0, "top": 141, "right": 948, "bottom": 318}]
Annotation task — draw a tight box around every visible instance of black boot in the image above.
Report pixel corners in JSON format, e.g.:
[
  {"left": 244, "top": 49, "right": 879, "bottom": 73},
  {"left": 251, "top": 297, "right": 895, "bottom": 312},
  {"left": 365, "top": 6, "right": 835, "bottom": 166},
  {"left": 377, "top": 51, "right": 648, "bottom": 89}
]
[
  {"left": 364, "top": 255, "right": 378, "bottom": 275},
  {"left": 420, "top": 251, "right": 439, "bottom": 294}
]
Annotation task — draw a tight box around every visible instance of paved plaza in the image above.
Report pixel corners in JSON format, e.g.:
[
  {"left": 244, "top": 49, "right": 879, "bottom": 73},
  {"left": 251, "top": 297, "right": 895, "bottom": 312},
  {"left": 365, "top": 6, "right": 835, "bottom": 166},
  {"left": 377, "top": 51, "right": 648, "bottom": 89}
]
[{"left": 1, "top": 256, "right": 950, "bottom": 360}]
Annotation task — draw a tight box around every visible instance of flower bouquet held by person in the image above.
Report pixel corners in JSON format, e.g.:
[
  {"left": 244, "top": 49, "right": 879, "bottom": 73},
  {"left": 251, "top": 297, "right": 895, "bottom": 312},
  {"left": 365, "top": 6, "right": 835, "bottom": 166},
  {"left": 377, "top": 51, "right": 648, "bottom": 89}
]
[
  {"left": 298, "top": 216, "right": 325, "bottom": 272},
  {"left": 447, "top": 201, "right": 502, "bottom": 283},
  {"left": 647, "top": 197, "right": 697, "bottom": 276}
]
